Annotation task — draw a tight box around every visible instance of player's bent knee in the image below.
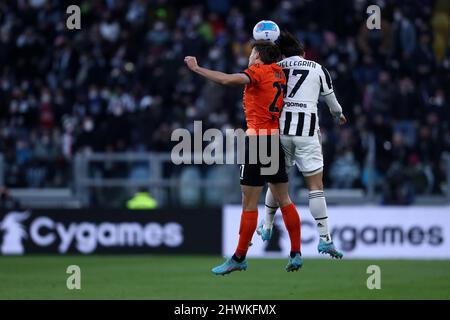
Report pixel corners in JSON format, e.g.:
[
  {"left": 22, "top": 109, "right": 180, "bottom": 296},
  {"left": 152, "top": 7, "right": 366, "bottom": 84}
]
[
  {"left": 271, "top": 192, "right": 291, "bottom": 207},
  {"left": 307, "top": 182, "right": 323, "bottom": 191},
  {"left": 268, "top": 183, "right": 291, "bottom": 207},
  {"left": 304, "top": 167, "right": 324, "bottom": 190}
]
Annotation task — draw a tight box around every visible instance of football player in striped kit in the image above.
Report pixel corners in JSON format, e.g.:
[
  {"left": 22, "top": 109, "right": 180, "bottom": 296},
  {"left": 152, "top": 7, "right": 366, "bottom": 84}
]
[{"left": 257, "top": 31, "right": 347, "bottom": 259}]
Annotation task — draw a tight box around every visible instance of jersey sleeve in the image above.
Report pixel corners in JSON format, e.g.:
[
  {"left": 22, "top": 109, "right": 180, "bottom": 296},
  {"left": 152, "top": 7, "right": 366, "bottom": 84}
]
[
  {"left": 241, "top": 64, "right": 262, "bottom": 84},
  {"left": 319, "top": 66, "right": 334, "bottom": 96}
]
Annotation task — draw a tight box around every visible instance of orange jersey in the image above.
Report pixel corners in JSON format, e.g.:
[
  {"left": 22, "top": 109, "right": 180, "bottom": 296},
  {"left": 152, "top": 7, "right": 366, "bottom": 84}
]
[{"left": 241, "top": 63, "right": 286, "bottom": 135}]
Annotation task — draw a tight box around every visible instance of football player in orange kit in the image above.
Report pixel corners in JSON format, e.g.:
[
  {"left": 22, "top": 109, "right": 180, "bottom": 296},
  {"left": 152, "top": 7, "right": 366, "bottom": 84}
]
[{"left": 184, "top": 41, "right": 303, "bottom": 275}]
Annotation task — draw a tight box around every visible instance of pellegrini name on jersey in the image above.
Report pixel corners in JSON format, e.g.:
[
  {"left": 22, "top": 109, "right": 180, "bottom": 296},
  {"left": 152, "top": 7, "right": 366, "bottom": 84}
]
[{"left": 278, "top": 59, "right": 317, "bottom": 69}]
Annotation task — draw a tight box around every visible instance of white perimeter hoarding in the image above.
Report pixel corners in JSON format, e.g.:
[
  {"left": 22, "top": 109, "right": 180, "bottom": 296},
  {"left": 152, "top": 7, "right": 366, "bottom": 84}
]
[{"left": 223, "top": 205, "right": 450, "bottom": 259}]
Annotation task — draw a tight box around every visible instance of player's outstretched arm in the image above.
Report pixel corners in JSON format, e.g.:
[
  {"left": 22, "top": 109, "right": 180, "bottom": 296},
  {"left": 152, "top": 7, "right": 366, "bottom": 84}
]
[{"left": 184, "top": 56, "right": 250, "bottom": 86}]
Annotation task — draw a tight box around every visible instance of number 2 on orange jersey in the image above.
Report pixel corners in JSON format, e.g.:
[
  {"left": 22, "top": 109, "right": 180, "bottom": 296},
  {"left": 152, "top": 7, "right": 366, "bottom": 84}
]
[{"left": 269, "top": 82, "right": 286, "bottom": 113}]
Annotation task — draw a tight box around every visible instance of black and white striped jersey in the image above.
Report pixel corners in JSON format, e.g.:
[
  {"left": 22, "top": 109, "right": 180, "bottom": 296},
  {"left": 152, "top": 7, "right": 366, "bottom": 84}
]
[{"left": 278, "top": 56, "right": 334, "bottom": 136}]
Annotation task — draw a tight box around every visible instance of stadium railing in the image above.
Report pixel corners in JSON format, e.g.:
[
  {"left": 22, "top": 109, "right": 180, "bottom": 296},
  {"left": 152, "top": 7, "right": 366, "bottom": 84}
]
[
  {"left": 71, "top": 151, "right": 450, "bottom": 208},
  {"left": 1, "top": 150, "right": 449, "bottom": 208}
]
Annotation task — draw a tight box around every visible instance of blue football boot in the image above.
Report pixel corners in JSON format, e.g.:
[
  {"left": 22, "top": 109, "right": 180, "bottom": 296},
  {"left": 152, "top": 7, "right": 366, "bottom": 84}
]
[
  {"left": 212, "top": 257, "right": 248, "bottom": 276},
  {"left": 256, "top": 219, "right": 273, "bottom": 242},
  {"left": 318, "top": 239, "right": 343, "bottom": 259},
  {"left": 285, "top": 253, "right": 303, "bottom": 272}
]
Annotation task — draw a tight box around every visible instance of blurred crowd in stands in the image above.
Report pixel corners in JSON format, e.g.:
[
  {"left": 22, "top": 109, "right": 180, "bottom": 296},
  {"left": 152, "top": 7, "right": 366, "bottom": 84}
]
[{"left": 0, "top": 0, "right": 449, "bottom": 204}]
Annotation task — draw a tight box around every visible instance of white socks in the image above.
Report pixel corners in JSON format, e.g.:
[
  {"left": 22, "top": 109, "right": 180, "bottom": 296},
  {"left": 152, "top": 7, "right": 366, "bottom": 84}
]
[
  {"left": 309, "top": 190, "right": 332, "bottom": 243},
  {"left": 264, "top": 188, "right": 278, "bottom": 229},
  {"left": 264, "top": 188, "right": 333, "bottom": 243}
]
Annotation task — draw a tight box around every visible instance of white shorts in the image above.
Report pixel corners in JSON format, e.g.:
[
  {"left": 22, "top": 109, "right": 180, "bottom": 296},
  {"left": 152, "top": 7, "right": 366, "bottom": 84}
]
[{"left": 280, "top": 133, "right": 324, "bottom": 176}]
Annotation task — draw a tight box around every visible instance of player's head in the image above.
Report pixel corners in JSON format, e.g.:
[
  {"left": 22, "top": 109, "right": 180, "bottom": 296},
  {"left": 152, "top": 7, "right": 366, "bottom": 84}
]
[
  {"left": 276, "top": 31, "right": 305, "bottom": 58},
  {"left": 248, "top": 40, "right": 282, "bottom": 66}
]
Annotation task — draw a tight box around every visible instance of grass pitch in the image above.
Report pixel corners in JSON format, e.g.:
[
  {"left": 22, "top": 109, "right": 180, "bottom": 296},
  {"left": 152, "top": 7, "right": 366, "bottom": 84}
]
[{"left": 0, "top": 255, "right": 449, "bottom": 299}]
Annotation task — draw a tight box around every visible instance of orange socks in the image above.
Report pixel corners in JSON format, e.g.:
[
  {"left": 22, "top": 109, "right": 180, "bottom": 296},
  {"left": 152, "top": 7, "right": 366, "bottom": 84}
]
[
  {"left": 235, "top": 205, "right": 300, "bottom": 257},
  {"left": 281, "top": 203, "right": 301, "bottom": 253},
  {"left": 235, "top": 210, "right": 258, "bottom": 257}
]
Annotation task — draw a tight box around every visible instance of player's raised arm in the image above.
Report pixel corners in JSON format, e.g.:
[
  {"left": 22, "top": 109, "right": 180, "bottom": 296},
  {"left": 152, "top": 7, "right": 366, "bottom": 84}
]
[{"left": 184, "top": 56, "right": 250, "bottom": 86}]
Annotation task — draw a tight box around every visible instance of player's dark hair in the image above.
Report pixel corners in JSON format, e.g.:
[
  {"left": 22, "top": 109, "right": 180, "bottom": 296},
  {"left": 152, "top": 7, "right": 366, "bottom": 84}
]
[
  {"left": 276, "top": 31, "right": 305, "bottom": 57},
  {"left": 251, "top": 40, "right": 282, "bottom": 64}
]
